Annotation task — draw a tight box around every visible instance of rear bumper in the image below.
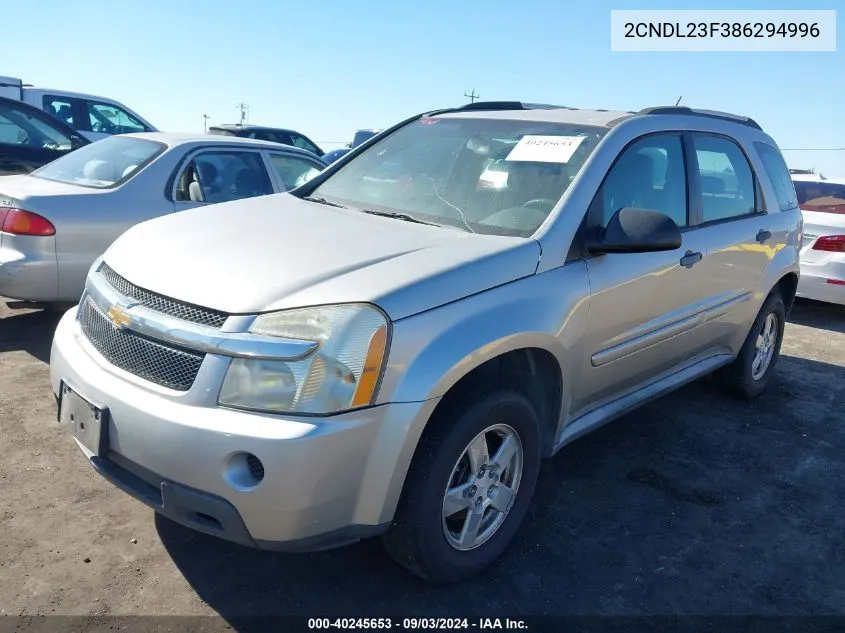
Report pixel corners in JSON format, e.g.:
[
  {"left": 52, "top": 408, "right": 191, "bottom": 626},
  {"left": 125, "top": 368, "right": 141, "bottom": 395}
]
[
  {"left": 0, "top": 240, "right": 58, "bottom": 301},
  {"left": 797, "top": 262, "right": 845, "bottom": 306}
]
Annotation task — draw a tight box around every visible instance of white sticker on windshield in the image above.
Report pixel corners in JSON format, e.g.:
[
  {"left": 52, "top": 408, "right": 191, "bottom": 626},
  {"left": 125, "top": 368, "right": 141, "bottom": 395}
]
[{"left": 505, "top": 135, "right": 586, "bottom": 163}]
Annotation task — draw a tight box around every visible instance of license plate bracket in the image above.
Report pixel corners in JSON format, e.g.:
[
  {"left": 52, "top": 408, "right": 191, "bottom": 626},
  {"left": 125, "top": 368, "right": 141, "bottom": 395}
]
[{"left": 59, "top": 381, "right": 109, "bottom": 457}]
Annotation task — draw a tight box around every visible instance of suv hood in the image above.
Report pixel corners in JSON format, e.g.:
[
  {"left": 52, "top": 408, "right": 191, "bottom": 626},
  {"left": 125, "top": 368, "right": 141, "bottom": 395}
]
[{"left": 103, "top": 194, "right": 541, "bottom": 320}]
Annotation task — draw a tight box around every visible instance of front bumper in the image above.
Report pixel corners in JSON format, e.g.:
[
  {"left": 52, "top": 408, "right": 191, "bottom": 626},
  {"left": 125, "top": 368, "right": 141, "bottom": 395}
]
[{"left": 50, "top": 308, "right": 438, "bottom": 550}]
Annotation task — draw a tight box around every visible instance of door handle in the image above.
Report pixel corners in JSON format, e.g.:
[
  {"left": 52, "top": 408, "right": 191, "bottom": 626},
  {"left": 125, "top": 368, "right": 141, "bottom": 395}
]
[
  {"left": 756, "top": 229, "right": 772, "bottom": 243},
  {"left": 680, "top": 250, "right": 703, "bottom": 269}
]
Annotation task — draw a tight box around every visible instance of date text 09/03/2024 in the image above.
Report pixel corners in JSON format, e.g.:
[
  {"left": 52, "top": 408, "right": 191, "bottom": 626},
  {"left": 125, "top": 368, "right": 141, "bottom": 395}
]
[{"left": 307, "top": 618, "right": 529, "bottom": 630}]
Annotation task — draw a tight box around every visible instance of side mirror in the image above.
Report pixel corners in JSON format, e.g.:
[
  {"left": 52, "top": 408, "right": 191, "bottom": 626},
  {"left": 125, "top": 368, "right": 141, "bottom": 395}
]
[
  {"left": 586, "top": 207, "right": 682, "bottom": 254},
  {"left": 70, "top": 135, "right": 86, "bottom": 150}
]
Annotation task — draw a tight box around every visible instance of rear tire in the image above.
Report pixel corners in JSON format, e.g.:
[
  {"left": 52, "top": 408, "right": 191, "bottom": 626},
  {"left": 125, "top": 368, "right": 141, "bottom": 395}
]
[
  {"left": 715, "top": 291, "right": 786, "bottom": 399},
  {"left": 381, "top": 390, "right": 541, "bottom": 583}
]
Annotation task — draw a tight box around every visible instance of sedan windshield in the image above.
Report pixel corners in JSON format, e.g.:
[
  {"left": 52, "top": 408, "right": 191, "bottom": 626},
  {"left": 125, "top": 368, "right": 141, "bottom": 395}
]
[
  {"left": 308, "top": 116, "right": 608, "bottom": 236},
  {"left": 32, "top": 136, "right": 165, "bottom": 188}
]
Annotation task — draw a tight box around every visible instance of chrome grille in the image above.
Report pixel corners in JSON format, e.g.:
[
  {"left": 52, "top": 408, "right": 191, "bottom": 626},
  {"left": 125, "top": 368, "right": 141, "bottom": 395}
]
[
  {"left": 99, "top": 263, "right": 228, "bottom": 328},
  {"left": 78, "top": 297, "right": 204, "bottom": 391}
]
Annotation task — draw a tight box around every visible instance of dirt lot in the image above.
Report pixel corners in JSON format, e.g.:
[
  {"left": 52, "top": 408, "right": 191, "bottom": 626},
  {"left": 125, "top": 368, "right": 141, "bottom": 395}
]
[{"left": 1, "top": 296, "right": 844, "bottom": 627}]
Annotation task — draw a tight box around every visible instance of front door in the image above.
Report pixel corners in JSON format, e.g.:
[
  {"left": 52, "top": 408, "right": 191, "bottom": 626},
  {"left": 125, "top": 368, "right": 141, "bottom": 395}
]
[{"left": 574, "top": 132, "right": 715, "bottom": 415}]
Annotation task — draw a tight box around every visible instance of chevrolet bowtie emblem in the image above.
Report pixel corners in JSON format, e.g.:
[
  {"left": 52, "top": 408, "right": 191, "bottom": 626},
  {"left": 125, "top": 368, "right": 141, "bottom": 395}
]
[{"left": 106, "top": 304, "right": 133, "bottom": 329}]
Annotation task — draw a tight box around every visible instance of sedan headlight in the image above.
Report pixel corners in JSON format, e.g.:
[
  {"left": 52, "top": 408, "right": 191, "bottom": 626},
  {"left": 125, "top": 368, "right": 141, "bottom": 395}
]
[{"left": 219, "top": 303, "right": 389, "bottom": 415}]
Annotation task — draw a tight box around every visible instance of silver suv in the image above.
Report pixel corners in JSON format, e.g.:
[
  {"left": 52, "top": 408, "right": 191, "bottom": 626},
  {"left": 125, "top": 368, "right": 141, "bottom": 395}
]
[{"left": 50, "top": 102, "right": 802, "bottom": 582}]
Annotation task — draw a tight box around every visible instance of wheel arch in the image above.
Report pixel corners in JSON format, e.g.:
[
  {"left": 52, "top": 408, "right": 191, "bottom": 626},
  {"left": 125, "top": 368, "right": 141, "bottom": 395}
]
[
  {"left": 427, "top": 345, "right": 565, "bottom": 457},
  {"left": 372, "top": 337, "right": 569, "bottom": 527}
]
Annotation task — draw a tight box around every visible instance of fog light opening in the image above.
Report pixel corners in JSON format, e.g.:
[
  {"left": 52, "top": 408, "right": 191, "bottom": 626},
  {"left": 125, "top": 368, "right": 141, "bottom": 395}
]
[
  {"left": 246, "top": 453, "right": 265, "bottom": 482},
  {"left": 224, "top": 451, "right": 265, "bottom": 490}
]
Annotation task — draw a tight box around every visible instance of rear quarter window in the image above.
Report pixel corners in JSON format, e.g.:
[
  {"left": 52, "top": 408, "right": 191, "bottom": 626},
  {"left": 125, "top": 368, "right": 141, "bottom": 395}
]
[{"left": 754, "top": 142, "right": 798, "bottom": 211}]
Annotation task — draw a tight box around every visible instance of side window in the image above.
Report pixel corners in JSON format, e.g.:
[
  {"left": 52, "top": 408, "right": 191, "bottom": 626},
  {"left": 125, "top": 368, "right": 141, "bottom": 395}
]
[
  {"left": 754, "top": 142, "right": 798, "bottom": 211},
  {"left": 269, "top": 154, "right": 323, "bottom": 190},
  {"left": 174, "top": 150, "right": 274, "bottom": 203},
  {"left": 86, "top": 101, "right": 149, "bottom": 135},
  {"left": 290, "top": 134, "right": 320, "bottom": 155},
  {"left": 268, "top": 131, "right": 294, "bottom": 146},
  {"left": 0, "top": 101, "right": 74, "bottom": 149},
  {"left": 44, "top": 97, "right": 76, "bottom": 127},
  {"left": 599, "top": 134, "right": 687, "bottom": 227},
  {"left": 692, "top": 135, "right": 758, "bottom": 223}
]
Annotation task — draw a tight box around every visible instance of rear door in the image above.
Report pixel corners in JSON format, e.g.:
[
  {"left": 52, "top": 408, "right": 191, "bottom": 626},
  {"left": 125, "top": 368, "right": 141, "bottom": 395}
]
[
  {"left": 171, "top": 147, "right": 275, "bottom": 212},
  {"left": 577, "top": 133, "right": 717, "bottom": 413},
  {"left": 678, "top": 133, "right": 773, "bottom": 355}
]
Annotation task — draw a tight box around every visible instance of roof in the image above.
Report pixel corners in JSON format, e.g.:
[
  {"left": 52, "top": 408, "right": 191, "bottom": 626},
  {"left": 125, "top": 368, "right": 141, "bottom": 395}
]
[
  {"left": 438, "top": 107, "right": 633, "bottom": 127},
  {"left": 24, "top": 86, "right": 123, "bottom": 102},
  {"left": 209, "top": 124, "right": 299, "bottom": 134},
  {"left": 118, "top": 132, "right": 326, "bottom": 161},
  {"left": 434, "top": 102, "right": 761, "bottom": 130}
]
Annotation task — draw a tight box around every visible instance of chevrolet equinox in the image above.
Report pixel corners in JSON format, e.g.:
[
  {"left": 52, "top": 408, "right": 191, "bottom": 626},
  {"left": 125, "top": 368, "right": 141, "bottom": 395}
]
[{"left": 50, "top": 102, "right": 802, "bottom": 582}]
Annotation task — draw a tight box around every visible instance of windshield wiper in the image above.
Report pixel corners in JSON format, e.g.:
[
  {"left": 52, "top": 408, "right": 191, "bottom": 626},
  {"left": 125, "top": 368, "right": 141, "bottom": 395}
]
[
  {"left": 303, "top": 196, "right": 346, "bottom": 208},
  {"left": 359, "top": 209, "right": 442, "bottom": 227}
]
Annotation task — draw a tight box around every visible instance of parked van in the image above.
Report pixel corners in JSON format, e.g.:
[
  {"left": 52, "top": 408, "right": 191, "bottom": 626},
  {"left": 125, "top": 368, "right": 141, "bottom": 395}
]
[{"left": 0, "top": 76, "right": 157, "bottom": 141}]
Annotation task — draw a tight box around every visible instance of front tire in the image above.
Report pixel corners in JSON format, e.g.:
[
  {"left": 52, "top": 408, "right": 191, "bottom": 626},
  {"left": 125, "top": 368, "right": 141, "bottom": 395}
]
[
  {"left": 715, "top": 291, "right": 786, "bottom": 399},
  {"left": 381, "top": 390, "right": 541, "bottom": 583}
]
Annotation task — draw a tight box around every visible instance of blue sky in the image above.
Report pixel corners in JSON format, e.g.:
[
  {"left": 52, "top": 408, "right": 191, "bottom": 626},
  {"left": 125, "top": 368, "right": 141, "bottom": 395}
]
[{"left": 7, "top": 0, "right": 843, "bottom": 176}]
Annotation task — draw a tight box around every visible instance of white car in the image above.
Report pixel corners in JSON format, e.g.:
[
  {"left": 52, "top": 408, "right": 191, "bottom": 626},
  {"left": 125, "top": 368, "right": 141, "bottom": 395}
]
[
  {"left": 0, "top": 133, "right": 326, "bottom": 306},
  {"left": 792, "top": 173, "right": 845, "bottom": 305}
]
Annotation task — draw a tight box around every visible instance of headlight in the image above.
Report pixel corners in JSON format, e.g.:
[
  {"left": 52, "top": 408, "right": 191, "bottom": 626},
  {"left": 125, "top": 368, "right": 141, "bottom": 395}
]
[{"left": 218, "top": 303, "right": 389, "bottom": 415}]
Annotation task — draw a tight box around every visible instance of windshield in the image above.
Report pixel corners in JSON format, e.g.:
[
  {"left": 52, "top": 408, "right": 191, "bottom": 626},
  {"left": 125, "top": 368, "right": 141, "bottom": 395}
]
[
  {"left": 309, "top": 116, "right": 607, "bottom": 236},
  {"left": 32, "top": 136, "right": 165, "bottom": 188},
  {"left": 794, "top": 180, "right": 845, "bottom": 215}
]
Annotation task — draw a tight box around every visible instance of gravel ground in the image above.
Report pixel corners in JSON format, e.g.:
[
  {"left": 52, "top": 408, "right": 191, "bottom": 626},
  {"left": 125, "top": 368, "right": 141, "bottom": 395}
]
[{"left": 1, "top": 297, "right": 843, "bottom": 629}]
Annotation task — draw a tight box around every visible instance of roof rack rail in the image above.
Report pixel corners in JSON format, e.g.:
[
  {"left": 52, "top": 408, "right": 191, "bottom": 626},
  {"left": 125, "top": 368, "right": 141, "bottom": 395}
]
[
  {"left": 636, "top": 106, "right": 762, "bottom": 130},
  {"left": 455, "top": 101, "right": 568, "bottom": 112}
]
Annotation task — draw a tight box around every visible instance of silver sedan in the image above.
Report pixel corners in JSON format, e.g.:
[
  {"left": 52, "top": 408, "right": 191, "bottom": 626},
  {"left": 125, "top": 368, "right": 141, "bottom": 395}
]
[{"left": 0, "top": 132, "right": 326, "bottom": 306}]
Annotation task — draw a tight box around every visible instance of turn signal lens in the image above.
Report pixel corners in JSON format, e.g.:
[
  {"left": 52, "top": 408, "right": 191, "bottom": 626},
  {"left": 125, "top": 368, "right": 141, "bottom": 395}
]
[{"left": 351, "top": 324, "right": 388, "bottom": 407}]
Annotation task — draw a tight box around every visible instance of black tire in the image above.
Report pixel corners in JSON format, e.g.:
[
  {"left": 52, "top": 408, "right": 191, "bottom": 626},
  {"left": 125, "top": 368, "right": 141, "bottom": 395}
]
[
  {"left": 381, "top": 389, "right": 541, "bottom": 583},
  {"left": 715, "top": 291, "right": 786, "bottom": 399}
]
